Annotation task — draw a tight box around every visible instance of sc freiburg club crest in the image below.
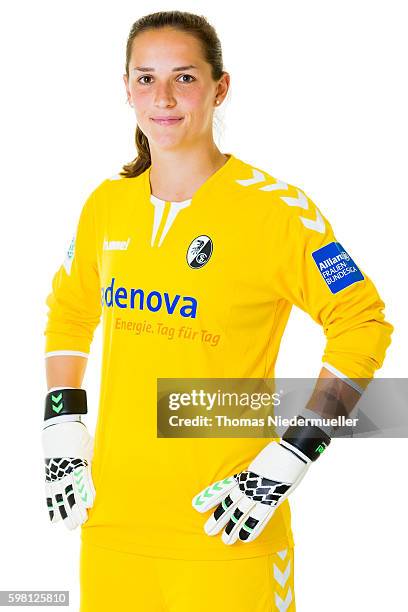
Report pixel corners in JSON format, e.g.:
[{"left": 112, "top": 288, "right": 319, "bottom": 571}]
[{"left": 186, "top": 235, "right": 213, "bottom": 269}]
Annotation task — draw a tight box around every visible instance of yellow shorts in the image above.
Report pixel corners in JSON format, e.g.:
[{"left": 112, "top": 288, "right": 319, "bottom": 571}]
[{"left": 79, "top": 541, "right": 296, "bottom": 611}]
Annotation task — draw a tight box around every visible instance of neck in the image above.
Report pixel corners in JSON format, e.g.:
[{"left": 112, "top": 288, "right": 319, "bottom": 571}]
[{"left": 148, "top": 142, "right": 228, "bottom": 202}]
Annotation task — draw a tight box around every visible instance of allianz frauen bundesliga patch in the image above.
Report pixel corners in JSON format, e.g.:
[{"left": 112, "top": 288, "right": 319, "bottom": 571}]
[{"left": 312, "top": 241, "right": 364, "bottom": 294}]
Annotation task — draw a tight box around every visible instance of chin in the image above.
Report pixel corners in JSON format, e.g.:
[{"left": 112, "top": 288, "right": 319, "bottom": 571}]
[{"left": 150, "top": 136, "right": 187, "bottom": 150}]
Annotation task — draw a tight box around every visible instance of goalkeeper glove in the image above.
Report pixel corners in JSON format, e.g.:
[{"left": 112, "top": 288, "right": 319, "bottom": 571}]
[
  {"left": 192, "top": 416, "right": 331, "bottom": 544},
  {"left": 42, "top": 387, "right": 96, "bottom": 530}
]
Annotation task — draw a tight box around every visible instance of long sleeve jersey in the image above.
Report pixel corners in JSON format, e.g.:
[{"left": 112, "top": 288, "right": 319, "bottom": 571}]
[{"left": 44, "top": 153, "right": 393, "bottom": 560}]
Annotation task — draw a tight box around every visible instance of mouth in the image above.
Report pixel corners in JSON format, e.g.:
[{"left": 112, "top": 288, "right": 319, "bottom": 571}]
[{"left": 150, "top": 117, "right": 184, "bottom": 126}]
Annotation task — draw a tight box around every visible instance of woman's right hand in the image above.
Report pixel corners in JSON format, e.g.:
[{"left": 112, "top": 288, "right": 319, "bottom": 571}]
[{"left": 42, "top": 420, "right": 96, "bottom": 530}]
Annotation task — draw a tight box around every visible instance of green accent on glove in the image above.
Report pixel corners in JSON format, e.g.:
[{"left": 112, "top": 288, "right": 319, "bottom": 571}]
[
  {"left": 74, "top": 470, "right": 84, "bottom": 485},
  {"left": 51, "top": 393, "right": 64, "bottom": 414},
  {"left": 213, "top": 477, "right": 234, "bottom": 490},
  {"left": 193, "top": 477, "right": 235, "bottom": 507},
  {"left": 74, "top": 469, "right": 88, "bottom": 503}
]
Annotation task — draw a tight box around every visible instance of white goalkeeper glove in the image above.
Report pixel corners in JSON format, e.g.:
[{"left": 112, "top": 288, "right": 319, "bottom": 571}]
[
  {"left": 192, "top": 415, "right": 331, "bottom": 544},
  {"left": 42, "top": 387, "right": 96, "bottom": 530}
]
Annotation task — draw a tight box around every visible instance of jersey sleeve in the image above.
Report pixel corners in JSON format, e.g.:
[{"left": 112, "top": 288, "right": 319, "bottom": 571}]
[
  {"left": 44, "top": 188, "right": 102, "bottom": 356},
  {"left": 272, "top": 187, "right": 393, "bottom": 390}
]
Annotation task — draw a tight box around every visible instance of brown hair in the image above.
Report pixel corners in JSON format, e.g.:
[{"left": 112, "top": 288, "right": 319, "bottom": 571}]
[{"left": 120, "top": 10, "right": 225, "bottom": 178}]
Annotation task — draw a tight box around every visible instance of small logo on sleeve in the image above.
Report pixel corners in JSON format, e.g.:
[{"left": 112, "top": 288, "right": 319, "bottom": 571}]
[
  {"left": 312, "top": 242, "right": 364, "bottom": 294},
  {"left": 63, "top": 233, "right": 76, "bottom": 275}
]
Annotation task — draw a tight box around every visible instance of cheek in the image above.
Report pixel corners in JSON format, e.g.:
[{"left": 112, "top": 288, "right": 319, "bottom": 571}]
[
  {"left": 182, "top": 87, "right": 212, "bottom": 115},
  {"left": 132, "top": 88, "right": 151, "bottom": 108},
  {"left": 130, "top": 84, "right": 213, "bottom": 119}
]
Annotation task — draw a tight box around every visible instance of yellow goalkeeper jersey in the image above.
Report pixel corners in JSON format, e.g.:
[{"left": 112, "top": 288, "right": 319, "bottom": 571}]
[{"left": 44, "top": 153, "right": 393, "bottom": 560}]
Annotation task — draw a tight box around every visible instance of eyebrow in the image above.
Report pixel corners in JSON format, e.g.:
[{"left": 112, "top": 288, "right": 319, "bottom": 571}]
[{"left": 133, "top": 64, "right": 198, "bottom": 72}]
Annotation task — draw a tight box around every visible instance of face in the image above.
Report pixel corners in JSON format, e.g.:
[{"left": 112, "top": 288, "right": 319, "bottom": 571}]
[{"left": 123, "top": 28, "right": 229, "bottom": 152}]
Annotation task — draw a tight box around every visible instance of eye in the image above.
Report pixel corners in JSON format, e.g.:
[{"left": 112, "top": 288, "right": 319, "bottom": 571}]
[
  {"left": 176, "top": 74, "right": 196, "bottom": 83},
  {"left": 137, "top": 75, "right": 153, "bottom": 85},
  {"left": 137, "top": 73, "right": 196, "bottom": 85}
]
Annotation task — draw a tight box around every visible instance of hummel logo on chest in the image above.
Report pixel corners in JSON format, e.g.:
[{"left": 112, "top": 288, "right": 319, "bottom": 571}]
[{"left": 103, "top": 238, "right": 131, "bottom": 251}]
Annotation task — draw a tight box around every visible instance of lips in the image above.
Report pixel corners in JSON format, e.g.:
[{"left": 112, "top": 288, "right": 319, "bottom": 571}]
[{"left": 151, "top": 117, "right": 183, "bottom": 125}]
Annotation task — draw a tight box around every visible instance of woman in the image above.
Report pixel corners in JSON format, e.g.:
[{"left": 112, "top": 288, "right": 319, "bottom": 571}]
[{"left": 42, "top": 10, "right": 393, "bottom": 611}]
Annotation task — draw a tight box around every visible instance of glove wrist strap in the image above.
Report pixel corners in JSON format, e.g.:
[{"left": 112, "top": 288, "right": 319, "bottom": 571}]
[
  {"left": 282, "top": 415, "right": 331, "bottom": 462},
  {"left": 44, "top": 388, "right": 87, "bottom": 422}
]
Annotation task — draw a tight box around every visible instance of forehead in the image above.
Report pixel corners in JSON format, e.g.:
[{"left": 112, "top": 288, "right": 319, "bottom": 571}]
[{"left": 129, "top": 27, "right": 205, "bottom": 67}]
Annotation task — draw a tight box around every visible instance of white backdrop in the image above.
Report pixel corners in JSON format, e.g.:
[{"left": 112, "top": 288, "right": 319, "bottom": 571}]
[{"left": 0, "top": 0, "right": 406, "bottom": 610}]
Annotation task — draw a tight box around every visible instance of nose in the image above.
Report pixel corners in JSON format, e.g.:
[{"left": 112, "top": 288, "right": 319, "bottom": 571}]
[{"left": 153, "top": 83, "right": 176, "bottom": 108}]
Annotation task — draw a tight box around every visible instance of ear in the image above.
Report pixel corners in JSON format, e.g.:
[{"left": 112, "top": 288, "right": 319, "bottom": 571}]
[
  {"left": 123, "top": 73, "right": 131, "bottom": 104},
  {"left": 216, "top": 71, "right": 231, "bottom": 103}
]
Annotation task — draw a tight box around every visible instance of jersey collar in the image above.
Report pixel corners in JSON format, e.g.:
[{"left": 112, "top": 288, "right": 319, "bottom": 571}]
[{"left": 142, "top": 153, "right": 239, "bottom": 207}]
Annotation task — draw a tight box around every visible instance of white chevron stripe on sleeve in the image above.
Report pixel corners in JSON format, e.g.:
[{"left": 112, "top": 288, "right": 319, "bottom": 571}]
[
  {"left": 300, "top": 207, "right": 326, "bottom": 234},
  {"left": 280, "top": 189, "right": 309, "bottom": 210},
  {"left": 237, "top": 168, "right": 327, "bottom": 234},
  {"left": 273, "top": 560, "right": 291, "bottom": 588},
  {"left": 275, "top": 588, "right": 293, "bottom": 612},
  {"left": 260, "top": 180, "right": 289, "bottom": 192},
  {"left": 235, "top": 168, "right": 266, "bottom": 186}
]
